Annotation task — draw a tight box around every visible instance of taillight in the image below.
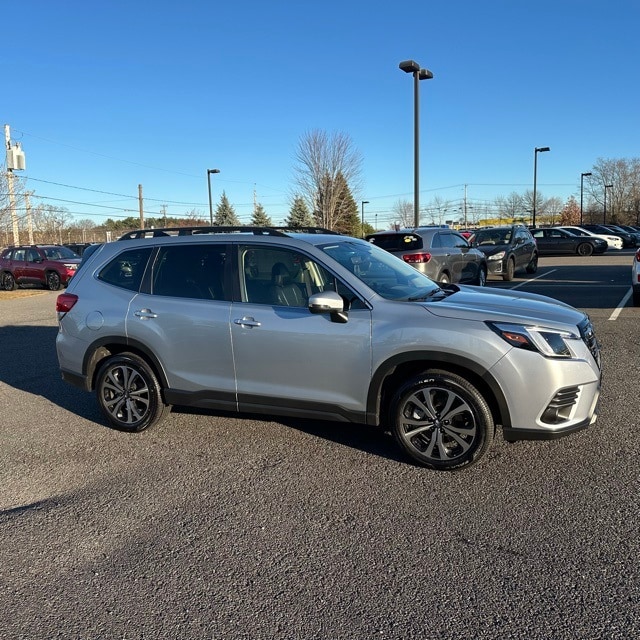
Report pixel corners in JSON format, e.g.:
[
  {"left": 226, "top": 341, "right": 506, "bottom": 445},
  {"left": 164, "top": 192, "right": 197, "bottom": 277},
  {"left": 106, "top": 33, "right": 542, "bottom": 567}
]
[
  {"left": 403, "top": 252, "right": 432, "bottom": 264},
  {"left": 636, "top": 249, "right": 640, "bottom": 261},
  {"left": 56, "top": 293, "right": 78, "bottom": 313}
]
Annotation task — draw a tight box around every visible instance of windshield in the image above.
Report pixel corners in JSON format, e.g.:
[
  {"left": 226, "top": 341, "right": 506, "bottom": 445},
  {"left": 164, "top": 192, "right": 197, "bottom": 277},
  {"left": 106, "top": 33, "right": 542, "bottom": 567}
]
[
  {"left": 44, "top": 246, "right": 79, "bottom": 259},
  {"left": 319, "top": 239, "right": 440, "bottom": 300},
  {"left": 472, "top": 228, "right": 513, "bottom": 245}
]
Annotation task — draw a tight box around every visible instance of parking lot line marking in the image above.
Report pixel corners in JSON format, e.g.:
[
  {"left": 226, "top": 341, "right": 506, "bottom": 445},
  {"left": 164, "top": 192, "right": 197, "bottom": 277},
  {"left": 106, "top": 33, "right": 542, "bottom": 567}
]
[
  {"left": 509, "top": 269, "right": 557, "bottom": 290},
  {"left": 609, "top": 289, "right": 632, "bottom": 321}
]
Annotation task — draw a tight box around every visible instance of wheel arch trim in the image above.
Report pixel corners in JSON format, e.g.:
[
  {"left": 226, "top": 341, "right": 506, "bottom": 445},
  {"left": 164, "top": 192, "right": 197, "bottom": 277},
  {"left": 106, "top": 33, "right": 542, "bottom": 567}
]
[
  {"left": 82, "top": 336, "right": 170, "bottom": 391},
  {"left": 366, "top": 351, "right": 511, "bottom": 429}
]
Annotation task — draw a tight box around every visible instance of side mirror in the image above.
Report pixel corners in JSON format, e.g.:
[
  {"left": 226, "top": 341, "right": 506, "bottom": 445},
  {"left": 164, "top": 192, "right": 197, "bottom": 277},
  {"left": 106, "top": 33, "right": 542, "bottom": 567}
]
[{"left": 308, "top": 290, "right": 348, "bottom": 323}]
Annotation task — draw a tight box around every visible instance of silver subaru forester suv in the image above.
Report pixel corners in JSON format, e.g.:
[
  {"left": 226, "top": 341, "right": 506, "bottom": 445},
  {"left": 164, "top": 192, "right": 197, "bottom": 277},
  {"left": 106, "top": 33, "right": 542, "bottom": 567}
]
[{"left": 55, "top": 226, "right": 601, "bottom": 471}]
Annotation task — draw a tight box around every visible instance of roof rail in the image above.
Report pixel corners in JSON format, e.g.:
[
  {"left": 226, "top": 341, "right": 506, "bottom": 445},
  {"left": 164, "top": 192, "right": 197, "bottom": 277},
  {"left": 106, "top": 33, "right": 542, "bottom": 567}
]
[{"left": 117, "top": 225, "right": 340, "bottom": 241}]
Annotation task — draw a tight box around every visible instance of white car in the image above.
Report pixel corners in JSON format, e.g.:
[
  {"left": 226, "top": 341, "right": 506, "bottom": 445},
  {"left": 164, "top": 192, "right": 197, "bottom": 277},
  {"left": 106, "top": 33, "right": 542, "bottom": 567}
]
[
  {"left": 633, "top": 248, "right": 640, "bottom": 306},
  {"left": 556, "top": 226, "right": 623, "bottom": 250}
]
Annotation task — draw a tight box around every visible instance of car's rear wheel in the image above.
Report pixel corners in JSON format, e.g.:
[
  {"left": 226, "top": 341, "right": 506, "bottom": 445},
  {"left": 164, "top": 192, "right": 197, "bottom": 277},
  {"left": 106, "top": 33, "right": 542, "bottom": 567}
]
[
  {"left": 2, "top": 272, "right": 16, "bottom": 291},
  {"left": 502, "top": 258, "right": 515, "bottom": 281},
  {"left": 95, "top": 352, "right": 170, "bottom": 432},
  {"left": 525, "top": 253, "right": 538, "bottom": 274},
  {"left": 46, "top": 271, "right": 61, "bottom": 291},
  {"left": 577, "top": 242, "right": 594, "bottom": 257},
  {"left": 633, "top": 286, "right": 640, "bottom": 306},
  {"left": 390, "top": 370, "right": 494, "bottom": 470}
]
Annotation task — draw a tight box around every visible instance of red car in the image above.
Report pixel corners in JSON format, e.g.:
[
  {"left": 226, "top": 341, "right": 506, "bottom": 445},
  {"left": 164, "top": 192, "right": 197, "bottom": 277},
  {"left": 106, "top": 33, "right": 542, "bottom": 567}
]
[{"left": 0, "top": 244, "right": 81, "bottom": 291}]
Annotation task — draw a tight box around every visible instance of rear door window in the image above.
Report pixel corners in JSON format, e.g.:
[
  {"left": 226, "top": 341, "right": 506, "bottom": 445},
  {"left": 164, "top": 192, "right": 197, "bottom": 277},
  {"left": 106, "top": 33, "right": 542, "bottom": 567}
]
[{"left": 151, "top": 244, "right": 229, "bottom": 301}]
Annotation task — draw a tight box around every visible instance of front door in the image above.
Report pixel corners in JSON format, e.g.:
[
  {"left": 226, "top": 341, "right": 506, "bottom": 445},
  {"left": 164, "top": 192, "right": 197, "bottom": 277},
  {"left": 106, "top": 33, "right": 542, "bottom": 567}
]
[{"left": 230, "top": 244, "right": 372, "bottom": 420}]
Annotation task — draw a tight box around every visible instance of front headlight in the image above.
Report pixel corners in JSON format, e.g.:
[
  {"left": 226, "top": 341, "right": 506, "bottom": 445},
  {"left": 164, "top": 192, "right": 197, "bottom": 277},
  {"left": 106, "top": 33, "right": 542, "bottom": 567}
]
[
  {"left": 64, "top": 263, "right": 78, "bottom": 271},
  {"left": 488, "top": 251, "right": 505, "bottom": 261},
  {"left": 487, "top": 322, "right": 579, "bottom": 358}
]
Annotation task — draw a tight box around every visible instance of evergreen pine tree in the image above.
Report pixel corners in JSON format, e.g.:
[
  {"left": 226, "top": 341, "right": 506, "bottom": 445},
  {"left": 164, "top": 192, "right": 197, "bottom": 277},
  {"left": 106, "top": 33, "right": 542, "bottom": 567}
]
[
  {"left": 333, "top": 173, "right": 360, "bottom": 236},
  {"left": 251, "top": 203, "right": 272, "bottom": 226},
  {"left": 214, "top": 191, "right": 240, "bottom": 226},
  {"left": 286, "top": 195, "right": 315, "bottom": 228}
]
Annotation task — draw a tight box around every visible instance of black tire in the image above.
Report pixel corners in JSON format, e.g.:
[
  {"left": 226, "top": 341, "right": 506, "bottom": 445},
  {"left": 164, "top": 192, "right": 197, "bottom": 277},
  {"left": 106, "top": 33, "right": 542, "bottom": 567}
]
[
  {"left": 438, "top": 272, "right": 451, "bottom": 285},
  {"left": 577, "top": 242, "right": 594, "bottom": 257},
  {"left": 390, "top": 370, "right": 495, "bottom": 470},
  {"left": 2, "top": 272, "right": 16, "bottom": 291},
  {"left": 95, "top": 352, "right": 170, "bottom": 432},
  {"left": 525, "top": 253, "right": 538, "bottom": 274},
  {"left": 46, "top": 271, "right": 62, "bottom": 291},
  {"left": 633, "top": 287, "right": 640, "bottom": 307},
  {"left": 502, "top": 258, "right": 515, "bottom": 281},
  {"left": 475, "top": 266, "right": 487, "bottom": 287}
]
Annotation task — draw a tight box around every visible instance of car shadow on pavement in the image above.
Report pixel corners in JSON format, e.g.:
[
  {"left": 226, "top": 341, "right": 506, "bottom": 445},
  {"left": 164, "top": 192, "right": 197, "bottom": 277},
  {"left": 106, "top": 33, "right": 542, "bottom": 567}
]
[
  {"left": 174, "top": 407, "right": 408, "bottom": 465},
  {"left": 0, "top": 324, "right": 100, "bottom": 421}
]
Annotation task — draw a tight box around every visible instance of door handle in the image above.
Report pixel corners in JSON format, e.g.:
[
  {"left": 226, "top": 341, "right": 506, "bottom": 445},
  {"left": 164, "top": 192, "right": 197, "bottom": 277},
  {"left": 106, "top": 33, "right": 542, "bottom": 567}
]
[
  {"left": 234, "top": 316, "right": 261, "bottom": 328},
  {"left": 134, "top": 309, "right": 158, "bottom": 319}
]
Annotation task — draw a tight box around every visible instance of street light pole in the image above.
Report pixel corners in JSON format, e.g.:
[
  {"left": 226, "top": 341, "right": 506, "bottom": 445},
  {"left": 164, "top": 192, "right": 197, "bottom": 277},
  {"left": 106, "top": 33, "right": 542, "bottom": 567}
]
[
  {"left": 361, "top": 200, "right": 369, "bottom": 237},
  {"left": 399, "top": 60, "right": 434, "bottom": 228},
  {"left": 580, "top": 172, "right": 592, "bottom": 225},
  {"left": 207, "top": 168, "right": 221, "bottom": 224},
  {"left": 604, "top": 184, "right": 613, "bottom": 224},
  {"left": 532, "top": 146, "right": 550, "bottom": 228}
]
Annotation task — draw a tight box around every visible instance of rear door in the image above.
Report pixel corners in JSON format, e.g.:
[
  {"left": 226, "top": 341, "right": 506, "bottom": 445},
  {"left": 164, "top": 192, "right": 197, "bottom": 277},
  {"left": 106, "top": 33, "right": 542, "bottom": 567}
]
[
  {"left": 9, "top": 249, "right": 28, "bottom": 282},
  {"left": 124, "top": 243, "right": 237, "bottom": 405}
]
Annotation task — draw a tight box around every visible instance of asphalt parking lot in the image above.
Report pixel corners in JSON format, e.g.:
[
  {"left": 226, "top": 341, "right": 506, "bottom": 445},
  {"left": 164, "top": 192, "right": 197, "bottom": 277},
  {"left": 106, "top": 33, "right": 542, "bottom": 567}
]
[{"left": 1, "top": 252, "right": 639, "bottom": 639}]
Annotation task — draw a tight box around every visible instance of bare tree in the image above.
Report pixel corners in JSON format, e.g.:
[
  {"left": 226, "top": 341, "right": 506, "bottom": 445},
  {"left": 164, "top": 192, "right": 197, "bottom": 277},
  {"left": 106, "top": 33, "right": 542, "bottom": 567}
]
[
  {"left": 424, "top": 196, "right": 451, "bottom": 226},
  {"left": 293, "top": 130, "right": 363, "bottom": 230},
  {"left": 588, "top": 157, "right": 640, "bottom": 224},
  {"left": 391, "top": 199, "right": 414, "bottom": 228}
]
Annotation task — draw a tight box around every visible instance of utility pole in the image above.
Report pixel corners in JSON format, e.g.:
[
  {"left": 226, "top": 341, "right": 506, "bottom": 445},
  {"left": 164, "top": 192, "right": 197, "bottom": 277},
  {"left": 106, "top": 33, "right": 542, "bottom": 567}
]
[
  {"left": 4, "top": 124, "right": 22, "bottom": 245},
  {"left": 161, "top": 204, "right": 167, "bottom": 226},
  {"left": 25, "top": 191, "right": 34, "bottom": 244},
  {"left": 138, "top": 184, "right": 144, "bottom": 229},
  {"left": 464, "top": 184, "right": 468, "bottom": 228}
]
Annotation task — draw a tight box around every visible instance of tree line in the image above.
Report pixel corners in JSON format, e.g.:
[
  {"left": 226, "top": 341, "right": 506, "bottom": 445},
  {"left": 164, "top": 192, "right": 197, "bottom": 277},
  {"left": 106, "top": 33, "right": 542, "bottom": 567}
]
[{"left": 3, "top": 134, "right": 640, "bottom": 246}]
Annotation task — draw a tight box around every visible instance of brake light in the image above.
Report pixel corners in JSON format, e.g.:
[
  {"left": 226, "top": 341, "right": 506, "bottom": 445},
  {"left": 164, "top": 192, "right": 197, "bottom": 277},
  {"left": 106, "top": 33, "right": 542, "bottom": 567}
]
[
  {"left": 403, "top": 252, "right": 432, "bottom": 264},
  {"left": 56, "top": 293, "right": 78, "bottom": 313}
]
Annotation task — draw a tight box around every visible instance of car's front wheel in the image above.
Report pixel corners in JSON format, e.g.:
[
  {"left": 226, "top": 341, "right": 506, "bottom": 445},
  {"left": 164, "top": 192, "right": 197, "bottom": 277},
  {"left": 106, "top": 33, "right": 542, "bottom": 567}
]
[
  {"left": 577, "top": 242, "right": 594, "bottom": 257},
  {"left": 502, "top": 258, "right": 515, "bottom": 281},
  {"left": 46, "top": 271, "right": 61, "bottom": 291},
  {"left": 390, "top": 370, "right": 495, "bottom": 470},
  {"left": 95, "top": 352, "right": 171, "bottom": 432},
  {"left": 475, "top": 266, "right": 487, "bottom": 286}
]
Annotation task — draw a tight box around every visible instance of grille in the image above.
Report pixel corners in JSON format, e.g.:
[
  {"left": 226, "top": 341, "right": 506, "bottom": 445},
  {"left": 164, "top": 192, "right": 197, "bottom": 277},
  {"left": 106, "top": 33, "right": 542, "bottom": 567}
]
[{"left": 579, "top": 318, "right": 601, "bottom": 370}]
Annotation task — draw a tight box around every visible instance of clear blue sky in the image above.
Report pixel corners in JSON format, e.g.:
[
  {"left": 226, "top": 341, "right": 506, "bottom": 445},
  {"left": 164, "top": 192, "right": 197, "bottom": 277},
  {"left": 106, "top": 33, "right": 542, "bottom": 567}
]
[{"left": 3, "top": 0, "right": 639, "bottom": 228}]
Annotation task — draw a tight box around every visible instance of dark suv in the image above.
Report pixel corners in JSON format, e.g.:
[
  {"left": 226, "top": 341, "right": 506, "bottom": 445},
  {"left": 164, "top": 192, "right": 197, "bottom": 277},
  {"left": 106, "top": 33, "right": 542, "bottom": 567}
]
[
  {"left": 365, "top": 227, "right": 487, "bottom": 285},
  {"left": 469, "top": 225, "right": 538, "bottom": 281},
  {"left": 0, "top": 244, "right": 81, "bottom": 291}
]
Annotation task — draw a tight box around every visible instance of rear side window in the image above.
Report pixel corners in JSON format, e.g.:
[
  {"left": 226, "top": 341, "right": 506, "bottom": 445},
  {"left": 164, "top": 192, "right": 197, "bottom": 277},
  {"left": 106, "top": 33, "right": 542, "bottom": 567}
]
[
  {"left": 152, "top": 244, "right": 228, "bottom": 301},
  {"left": 98, "top": 247, "right": 152, "bottom": 291},
  {"left": 367, "top": 233, "right": 423, "bottom": 251}
]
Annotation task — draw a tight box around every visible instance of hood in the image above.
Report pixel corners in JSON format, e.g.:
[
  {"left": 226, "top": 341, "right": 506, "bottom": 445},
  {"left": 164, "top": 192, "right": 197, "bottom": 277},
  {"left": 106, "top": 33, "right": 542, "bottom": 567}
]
[
  {"left": 53, "top": 257, "right": 82, "bottom": 265},
  {"left": 422, "top": 285, "right": 585, "bottom": 329},
  {"left": 473, "top": 243, "right": 509, "bottom": 257}
]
